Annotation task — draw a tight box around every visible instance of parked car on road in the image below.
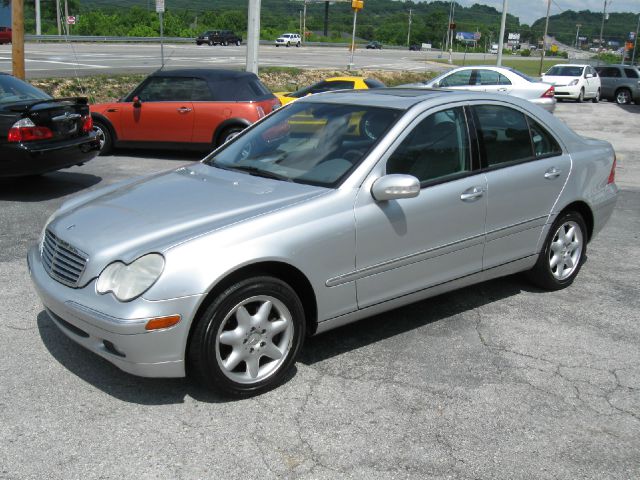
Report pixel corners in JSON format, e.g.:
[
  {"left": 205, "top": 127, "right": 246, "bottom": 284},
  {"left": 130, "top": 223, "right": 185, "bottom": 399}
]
[
  {"left": 275, "top": 33, "right": 301, "bottom": 47},
  {"left": 366, "top": 41, "right": 382, "bottom": 49},
  {"left": 409, "top": 44, "right": 421, "bottom": 51},
  {"left": 0, "top": 73, "right": 99, "bottom": 177},
  {"left": 274, "top": 76, "right": 385, "bottom": 105},
  {"left": 401, "top": 66, "right": 556, "bottom": 113},
  {"left": 0, "top": 26, "right": 11, "bottom": 44},
  {"left": 195, "top": 30, "right": 242, "bottom": 46},
  {"left": 30, "top": 88, "right": 617, "bottom": 396},
  {"left": 594, "top": 64, "right": 640, "bottom": 105},
  {"left": 542, "top": 64, "right": 601, "bottom": 103},
  {"left": 90, "top": 68, "right": 280, "bottom": 154}
]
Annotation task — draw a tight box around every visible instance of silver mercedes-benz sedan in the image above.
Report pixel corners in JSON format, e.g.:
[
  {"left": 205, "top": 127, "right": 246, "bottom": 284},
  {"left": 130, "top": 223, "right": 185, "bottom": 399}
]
[
  {"left": 29, "top": 89, "right": 617, "bottom": 396},
  {"left": 402, "top": 66, "right": 557, "bottom": 113}
]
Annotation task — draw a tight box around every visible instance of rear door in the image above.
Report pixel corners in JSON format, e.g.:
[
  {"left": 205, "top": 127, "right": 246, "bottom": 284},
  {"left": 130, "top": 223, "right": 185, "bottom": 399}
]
[
  {"left": 471, "top": 103, "right": 570, "bottom": 269},
  {"left": 596, "top": 67, "right": 621, "bottom": 99},
  {"left": 476, "top": 69, "right": 512, "bottom": 95},
  {"left": 119, "top": 76, "right": 195, "bottom": 143}
]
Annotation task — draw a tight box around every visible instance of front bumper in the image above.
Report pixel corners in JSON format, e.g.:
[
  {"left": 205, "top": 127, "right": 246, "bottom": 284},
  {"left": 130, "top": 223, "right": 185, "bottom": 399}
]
[
  {"left": 28, "top": 245, "right": 204, "bottom": 378},
  {"left": 553, "top": 85, "right": 582, "bottom": 99},
  {"left": 0, "top": 133, "right": 100, "bottom": 177}
]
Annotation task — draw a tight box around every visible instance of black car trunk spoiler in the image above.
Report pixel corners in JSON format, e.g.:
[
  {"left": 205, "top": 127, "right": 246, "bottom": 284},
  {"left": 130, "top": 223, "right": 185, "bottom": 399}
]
[{"left": 8, "top": 97, "right": 89, "bottom": 114}]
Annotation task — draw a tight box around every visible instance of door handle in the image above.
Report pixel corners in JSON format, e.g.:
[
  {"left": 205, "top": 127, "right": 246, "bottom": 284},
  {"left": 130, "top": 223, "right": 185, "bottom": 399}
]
[
  {"left": 460, "top": 186, "right": 484, "bottom": 202},
  {"left": 177, "top": 107, "right": 192, "bottom": 113},
  {"left": 544, "top": 167, "right": 562, "bottom": 179},
  {"left": 497, "top": 87, "right": 508, "bottom": 92}
]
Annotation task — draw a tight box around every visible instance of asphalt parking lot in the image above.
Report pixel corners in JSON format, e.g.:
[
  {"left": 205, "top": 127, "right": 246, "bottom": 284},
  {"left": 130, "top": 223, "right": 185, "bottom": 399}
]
[{"left": 1, "top": 101, "right": 638, "bottom": 479}]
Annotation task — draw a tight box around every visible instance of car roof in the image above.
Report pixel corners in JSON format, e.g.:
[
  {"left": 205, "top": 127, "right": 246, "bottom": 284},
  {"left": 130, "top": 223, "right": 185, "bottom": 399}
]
[{"left": 150, "top": 68, "right": 256, "bottom": 81}]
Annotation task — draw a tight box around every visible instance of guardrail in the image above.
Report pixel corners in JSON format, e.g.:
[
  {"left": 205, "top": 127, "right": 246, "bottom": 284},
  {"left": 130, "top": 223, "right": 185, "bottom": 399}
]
[{"left": 23, "top": 34, "right": 409, "bottom": 50}]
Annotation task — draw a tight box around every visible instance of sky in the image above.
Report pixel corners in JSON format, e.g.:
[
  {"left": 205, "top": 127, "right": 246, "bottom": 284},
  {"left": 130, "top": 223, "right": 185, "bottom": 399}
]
[{"left": 454, "top": 0, "right": 640, "bottom": 26}]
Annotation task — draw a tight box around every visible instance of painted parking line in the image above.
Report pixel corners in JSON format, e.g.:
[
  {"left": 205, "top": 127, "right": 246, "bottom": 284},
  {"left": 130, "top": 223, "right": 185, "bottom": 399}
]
[{"left": 24, "top": 58, "right": 108, "bottom": 68}]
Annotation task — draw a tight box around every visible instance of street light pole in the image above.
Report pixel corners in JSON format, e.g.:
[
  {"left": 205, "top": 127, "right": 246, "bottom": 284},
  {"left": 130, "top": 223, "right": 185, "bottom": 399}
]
[
  {"left": 575, "top": 23, "right": 581, "bottom": 49},
  {"left": 246, "top": 0, "right": 261, "bottom": 74},
  {"left": 632, "top": 14, "right": 640, "bottom": 65},
  {"left": 407, "top": 8, "right": 412, "bottom": 47},
  {"left": 599, "top": 0, "right": 609, "bottom": 52},
  {"left": 35, "top": 0, "right": 41, "bottom": 36},
  {"left": 496, "top": 0, "right": 508, "bottom": 66}
]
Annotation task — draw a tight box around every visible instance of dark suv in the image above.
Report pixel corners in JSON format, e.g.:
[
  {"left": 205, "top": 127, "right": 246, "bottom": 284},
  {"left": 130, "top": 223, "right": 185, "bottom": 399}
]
[
  {"left": 196, "top": 30, "right": 242, "bottom": 46},
  {"left": 594, "top": 64, "right": 640, "bottom": 105}
]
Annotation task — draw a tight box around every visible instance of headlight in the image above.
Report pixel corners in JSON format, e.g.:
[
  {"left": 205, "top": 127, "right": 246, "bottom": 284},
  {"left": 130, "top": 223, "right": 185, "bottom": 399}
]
[
  {"left": 96, "top": 253, "right": 165, "bottom": 302},
  {"left": 568, "top": 79, "right": 579, "bottom": 86}
]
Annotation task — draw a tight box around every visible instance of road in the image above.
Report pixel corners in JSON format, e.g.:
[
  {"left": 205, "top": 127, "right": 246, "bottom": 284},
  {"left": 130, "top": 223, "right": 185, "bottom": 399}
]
[
  {"left": 0, "top": 42, "right": 536, "bottom": 78},
  {"left": 1, "top": 101, "right": 639, "bottom": 479}
]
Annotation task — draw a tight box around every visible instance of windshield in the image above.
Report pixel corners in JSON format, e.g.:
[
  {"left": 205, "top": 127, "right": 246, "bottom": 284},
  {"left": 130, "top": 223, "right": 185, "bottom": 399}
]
[
  {"left": 0, "top": 75, "right": 51, "bottom": 105},
  {"left": 545, "top": 66, "right": 584, "bottom": 77},
  {"left": 204, "top": 101, "right": 402, "bottom": 187}
]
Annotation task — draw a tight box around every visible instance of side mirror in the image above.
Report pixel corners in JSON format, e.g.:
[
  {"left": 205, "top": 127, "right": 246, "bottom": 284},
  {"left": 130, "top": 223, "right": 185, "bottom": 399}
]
[
  {"left": 371, "top": 174, "right": 420, "bottom": 201},
  {"left": 133, "top": 96, "right": 142, "bottom": 108}
]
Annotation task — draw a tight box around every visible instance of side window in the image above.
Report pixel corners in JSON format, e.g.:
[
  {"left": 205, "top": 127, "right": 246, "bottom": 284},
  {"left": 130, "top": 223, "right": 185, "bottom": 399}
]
[
  {"left": 624, "top": 68, "right": 639, "bottom": 79},
  {"left": 440, "top": 70, "right": 472, "bottom": 87},
  {"left": 477, "top": 70, "right": 500, "bottom": 86},
  {"left": 137, "top": 77, "right": 195, "bottom": 102},
  {"left": 313, "top": 81, "right": 355, "bottom": 93},
  {"left": 190, "top": 78, "right": 214, "bottom": 101},
  {"left": 473, "top": 105, "right": 533, "bottom": 167},
  {"left": 498, "top": 74, "right": 512, "bottom": 85},
  {"left": 528, "top": 119, "right": 562, "bottom": 158},
  {"left": 386, "top": 107, "right": 471, "bottom": 184}
]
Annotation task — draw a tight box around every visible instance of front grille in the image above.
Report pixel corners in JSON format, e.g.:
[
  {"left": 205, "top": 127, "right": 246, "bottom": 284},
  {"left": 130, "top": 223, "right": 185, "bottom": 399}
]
[{"left": 41, "top": 229, "right": 88, "bottom": 287}]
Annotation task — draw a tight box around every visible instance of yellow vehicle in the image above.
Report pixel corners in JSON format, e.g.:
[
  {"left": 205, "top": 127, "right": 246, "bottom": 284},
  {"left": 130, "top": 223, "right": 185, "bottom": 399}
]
[{"left": 274, "top": 76, "right": 385, "bottom": 105}]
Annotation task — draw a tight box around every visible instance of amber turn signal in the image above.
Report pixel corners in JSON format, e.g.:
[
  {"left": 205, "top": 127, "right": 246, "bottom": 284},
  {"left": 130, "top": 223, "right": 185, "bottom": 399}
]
[{"left": 145, "top": 314, "right": 181, "bottom": 331}]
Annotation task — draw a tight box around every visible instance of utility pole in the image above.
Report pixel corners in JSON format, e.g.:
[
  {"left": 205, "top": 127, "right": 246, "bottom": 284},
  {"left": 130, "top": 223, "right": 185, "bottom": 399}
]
[
  {"left": 538, "top": 0, "right": 551, "bottom": 76},
  {"left": 64, "top": 0, "right": 69, "bottom": 35},
  {"left": 632, "top": 14, "right": 639, "bottom": 65},
  {"left": 35, "top": 0, "right": 41, "bottom": 36},
  {"left": 599, "top": 0, "right": 609, "bottom": 52},
  {"left": 407, "top": 8, "right": 412, "bottom": 47},
  {"left": 575, "top": 23, "right": 581, "bottom": 49},
  {"left": 55, "top": 0, "right": 61, "bottom": 35},
  {"left": 12, "top": 0, "right": 25, "bottom": 79},
  {"left": 246, "top": 0, "right": 261, "bottom": 74},
  {"left": 496, "top": 0, "right": 507, "bottom": 66},
  {"left": 303, "top": 1, "right": 307, "bottom": 44}
]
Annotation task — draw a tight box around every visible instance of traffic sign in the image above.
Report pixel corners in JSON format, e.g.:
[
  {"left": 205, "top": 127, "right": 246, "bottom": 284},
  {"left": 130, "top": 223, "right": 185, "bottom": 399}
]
[
  {"left": 156, "top": 0, "right": 165, "bottom": 13},
  {"left": 66, "top": 16, "right": 76, "bottom": 25}
]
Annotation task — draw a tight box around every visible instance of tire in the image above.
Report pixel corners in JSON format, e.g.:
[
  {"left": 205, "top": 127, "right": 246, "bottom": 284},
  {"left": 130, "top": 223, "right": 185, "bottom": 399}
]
[
  {"left": 236, "top": 39, "right": 241, "bottom": 46},
  {"left": 188, "top": 276, "right": 306, "bottom": 396},
  {"left": 217, "top": 126, "right": 244, "bottom": 147},
  {"left": 615, "top": 88, "right": 632, "bottom": 105},
  {"left": 592, "top": 88, "right": 600, "bottom": 103},
  {"left": 286, "top": 42, "right": 290, "bottom": 47},
  {"left": 222, "top": 40, "right": 228, "bottom": 46},
  {"left": 93, "top": 119, "right": 113, "bottom": 155},
  {"left": 296, "top": 42, "right": 301, "bottom": 47},
  {"left": 577, "top": 88, "right": 584, "bottom": 103},
  {"left": 275, "top": 44, "right": 279, "bottom": 47},
  {"left": 208, "top": 40, "right": 213, "bottom": 46},
  {"left": 527, "top": 211, "right": 587, "bottom": 291},
  {"left": 196, "top": 41, "right": 202, "bottom": 46}
]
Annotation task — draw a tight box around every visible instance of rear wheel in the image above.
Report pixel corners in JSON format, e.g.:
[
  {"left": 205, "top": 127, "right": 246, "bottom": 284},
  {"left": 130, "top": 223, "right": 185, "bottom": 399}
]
[
  {"left": 93, "top": 119, "right": 113, "bottom": 155},
  {"left": 222, "top": 40, "right": 228, "bottom": 46},
  {"left": 296, "top": 42, "right": 301, "bottom": 47},
  {"left": 615, "top": 88, "right": 632, "bottom": 105},
  {"left": 592, "top": 88, "right": 600, "bottom": 103},
  {"left": 527, "top": 211, "right": 587, "bottom": 291},
  {"left": 217, "top": 126, "right": 244, "bottom": 147},
  {"left": 188, "top": 276, "right": 305, "bottom": 396},
  {"left": 208, "top": 39, "right": 213, "bottom": 46}
]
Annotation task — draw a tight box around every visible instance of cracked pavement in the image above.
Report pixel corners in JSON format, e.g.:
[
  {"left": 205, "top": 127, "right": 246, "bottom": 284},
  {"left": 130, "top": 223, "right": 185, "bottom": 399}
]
[{"left": 0, "top": 102, "right": 638, "bottom": 479}]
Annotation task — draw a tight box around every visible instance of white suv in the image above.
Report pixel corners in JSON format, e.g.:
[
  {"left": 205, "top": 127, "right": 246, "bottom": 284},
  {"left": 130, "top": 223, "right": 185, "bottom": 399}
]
[
  {"left": 542, "top": 64, "right": 601, "bottom": 102},
  {"left": 275, "top": 33, "right": 301, "bottom": 47}
]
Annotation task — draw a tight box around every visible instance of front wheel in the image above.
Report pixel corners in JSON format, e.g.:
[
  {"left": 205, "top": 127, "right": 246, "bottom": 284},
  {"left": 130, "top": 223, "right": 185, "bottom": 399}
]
[
  {"left": 527, "top": 211, "right": 587, "bottom": 291},
  {"left": 188, "top": 276, "right": 306, "bottom": 396},
  {"left": 208, "top": 40, "right": 213, "bottom": 46},
  {"left": 592, "top": 88, "right": 600, "bottom": 103},
  {"left": 93, "top": 119, "right": 113, "bottom": 155},
  {"left": 217, "top": 126, "right": 244, "bottom": 147},
  {"left": 236, "top": 39, "right": 241, "bottom": 46},
  {"left": 577, "top": 88, "right": 584, "bottom": 103}
]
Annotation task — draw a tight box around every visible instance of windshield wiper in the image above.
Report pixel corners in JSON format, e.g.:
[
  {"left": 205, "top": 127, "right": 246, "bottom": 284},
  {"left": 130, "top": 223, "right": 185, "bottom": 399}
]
[{"left": 214, "top": 164, "right": 292, "bottom": 182}]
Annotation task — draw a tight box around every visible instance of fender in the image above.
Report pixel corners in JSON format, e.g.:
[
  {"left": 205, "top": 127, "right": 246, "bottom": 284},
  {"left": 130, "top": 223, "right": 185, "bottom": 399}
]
[{"left": 91, "top": 112, "right": 119, "bottom": 143}]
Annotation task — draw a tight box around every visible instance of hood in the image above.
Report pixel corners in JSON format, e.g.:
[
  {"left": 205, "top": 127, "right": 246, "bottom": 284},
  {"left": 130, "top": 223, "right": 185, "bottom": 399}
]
[{"left": 47, "top": 162, "right": 327, "bottom": 280}]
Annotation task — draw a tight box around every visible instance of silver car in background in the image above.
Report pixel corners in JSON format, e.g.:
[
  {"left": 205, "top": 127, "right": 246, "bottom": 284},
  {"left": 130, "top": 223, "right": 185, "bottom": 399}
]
[
  {"left": 28, "top": 89, "right": 617, "bottom": 396},
  {"left": 402, "top": 66, "right": 557, "bottom": 113}
]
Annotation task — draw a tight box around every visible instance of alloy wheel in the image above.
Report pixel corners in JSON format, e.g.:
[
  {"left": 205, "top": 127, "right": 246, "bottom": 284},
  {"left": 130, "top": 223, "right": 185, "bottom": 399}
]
[{"left": 548, "top": 220, "right": 583, "bottom": 281}]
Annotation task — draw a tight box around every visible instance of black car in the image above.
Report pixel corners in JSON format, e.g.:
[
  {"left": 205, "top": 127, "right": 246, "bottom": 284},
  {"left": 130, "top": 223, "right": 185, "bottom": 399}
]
[
  {"left": 0, "top": 73, "right": 100, "bottom": 177},
  {"left": 409, "top": 44, "right": 422, "bottom": 51},
  {"left": 195, "top": 30, "right": 242, "bottom": 46},
  {"left": 366, "top": 41, "right": 382, "bottom": 50}
]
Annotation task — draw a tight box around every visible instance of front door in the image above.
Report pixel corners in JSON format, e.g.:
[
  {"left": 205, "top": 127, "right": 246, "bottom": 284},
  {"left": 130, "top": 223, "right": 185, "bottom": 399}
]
[
  {"left": 120, "top": 76, "right": 195, "bottom": 143},
  {"left": 353, "top": 106, "right": 487, "bottom": 309}
]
